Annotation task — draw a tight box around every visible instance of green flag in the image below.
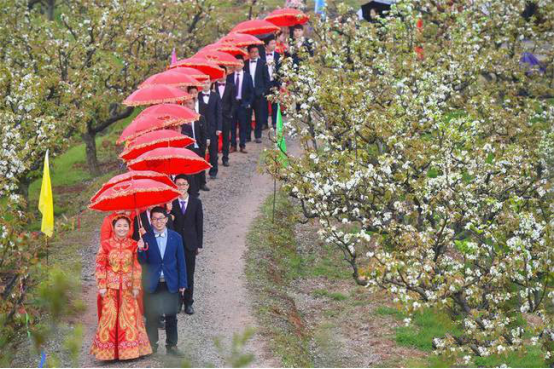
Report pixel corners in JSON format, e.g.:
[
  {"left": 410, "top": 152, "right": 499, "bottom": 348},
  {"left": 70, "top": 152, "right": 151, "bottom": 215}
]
[{"left": 276, "top": 104, "right": 287, "bottom": 166}]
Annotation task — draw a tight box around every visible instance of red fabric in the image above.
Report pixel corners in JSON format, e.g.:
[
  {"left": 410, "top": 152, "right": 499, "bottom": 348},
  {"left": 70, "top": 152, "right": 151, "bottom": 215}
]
[
  {"left": 139, "top": 70, "right": 202, "bottom": 89},
  {"left": 167, "top": 67, "right": 210, "bottom": 82},
  {"left": 89, "top": 178, "right": 181, "bottom": 212},
  {"left": 127, "top": 147, "right": 211, "bottom": 176},
  {"left": 219, "top": 33, "right": 264, "bottom": 48},
  {"left": 195, "top": 50, "right": 242, "bottom": 68},
  {"left": 100, "top": 212, "right": 136, "bottom": 243},
  {"left": 230, "top": 19, "right": 280, "bottom": 35},
  {"left": 120, "top": 130, "right": 196, "bottom": 162},
  {"left": 123, "top": 85, "right": 192, "bottom": 107},
  {"left": 265, "top": 8, "right": 309, "bottom": 27},
  {"left": 171, "top": 57, "right": 225, "bottom": 80}
]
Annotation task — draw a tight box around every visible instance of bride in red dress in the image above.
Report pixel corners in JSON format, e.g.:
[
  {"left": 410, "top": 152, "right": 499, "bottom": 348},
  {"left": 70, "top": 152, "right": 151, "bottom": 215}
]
[{"left": 90, "top": 215, "right": 152, "bottom": 361}]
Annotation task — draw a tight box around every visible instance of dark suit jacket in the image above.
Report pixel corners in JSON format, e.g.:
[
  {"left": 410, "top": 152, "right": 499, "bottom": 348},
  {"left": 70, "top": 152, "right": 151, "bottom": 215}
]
[
  {"left": 216, "top": 82, "right": 236, "bottom": 120},
  {"left": 227, "top": 72, "right": 254, "bottom": 109},
  {"left": 265, "top": 51, "right": 281, "bottom": 88},
  {"left": 198, "top": 91, "right": 222, "bottom": 135},
  {"left": 292, "top": 39, "right": 314, "bottom": 67},
  {"left": 132, "top": 210, "right": 173, "bottom": 241},
  {"left": 170, "top": 196, "right": 203, "bottom": 251},
  {"left": 244, "top": 58, "right": 270, "bottom": 97},
  {"left": 138, "top": 229, "right": 187, "bottom": 294},
  {"left": 182, "top": 116, "right": 207, "bottom": 154}
]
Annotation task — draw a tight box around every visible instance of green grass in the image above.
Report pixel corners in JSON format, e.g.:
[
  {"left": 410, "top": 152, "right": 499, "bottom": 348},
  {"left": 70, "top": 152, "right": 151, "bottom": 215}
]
[{"left": 313, "top": 288, "right": 348, "bottom": 301}]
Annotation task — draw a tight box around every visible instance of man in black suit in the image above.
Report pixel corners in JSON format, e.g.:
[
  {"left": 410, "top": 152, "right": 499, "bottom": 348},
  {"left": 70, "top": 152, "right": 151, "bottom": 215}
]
[
  {"left": 198, "top": 80, "right": 222, "bottom": 180},
  {"left": 216, "top": 71, "right": 236, "bottom": 167},
  {"left": 227, "top": 55, "right": 254, "bottom": 153},
  {"left": 263, "top": 35, "right": 281, "bottom": 129},
  {"left": 170, "top": 175, "right": 203, "bottom": 315},
  {"left": 182, "top": 93, "right": 209, "bottom": 193},
  {"left": 244, "top": 45, "right": 270, "bottom": 144}
]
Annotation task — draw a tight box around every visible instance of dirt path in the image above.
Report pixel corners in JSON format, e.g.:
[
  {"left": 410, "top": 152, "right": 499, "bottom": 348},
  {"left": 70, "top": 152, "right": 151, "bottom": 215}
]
[{"left": 78, "top": 139, "right": 280, "bottom": 368}]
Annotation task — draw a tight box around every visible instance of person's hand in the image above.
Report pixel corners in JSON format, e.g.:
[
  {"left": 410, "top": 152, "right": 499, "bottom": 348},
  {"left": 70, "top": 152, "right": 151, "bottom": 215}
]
[
  {"left": 132, "top": 289, "right": 140, "bottom": 298},
  {"left": 216, "top": 130, "right": 222, "bottom": 136},
  {"left": 206, "top": 139, "right": 211, "bottom": 146},
  {"left": 166, "top": 202, "right": 173, "bottom": 212},
  {"left": 99, "top": 288, "right": 107, "bottom": 297},
  {"left": 179, "top": 288, "right": 186, "bottom": 295},
  {"left": 139, "top": 227, "right": 146, "bottom": 236},
  {"left": 137, "top": 239, "right": 146, "bottom": 251}
]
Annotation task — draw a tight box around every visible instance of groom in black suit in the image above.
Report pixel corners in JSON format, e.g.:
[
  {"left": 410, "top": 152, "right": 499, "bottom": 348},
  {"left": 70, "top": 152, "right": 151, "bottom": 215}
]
[
  {"left": 198, "top": 81, "right": 222, "bottom": 180},
  {"left": 170, "top": 175, "right": 203, "bottom": 315}
]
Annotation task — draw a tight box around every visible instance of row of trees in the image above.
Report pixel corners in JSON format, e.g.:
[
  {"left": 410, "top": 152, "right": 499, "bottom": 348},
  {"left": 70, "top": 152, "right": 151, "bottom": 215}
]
[
  {"left": 271, "top": 0, "right": 554, "bottom": 364},
  {"left": 0, "top": 0, "right": 228, "bottom": 362}
]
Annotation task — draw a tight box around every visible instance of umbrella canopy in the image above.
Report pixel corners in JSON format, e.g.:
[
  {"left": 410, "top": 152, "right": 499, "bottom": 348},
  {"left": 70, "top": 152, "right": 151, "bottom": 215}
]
[
  {"left": 361, "top": 0, "right": 394, "bottom": 21},
  {"left": 139, "top": 70, "right": 203, "bottom": 89},
  {"left": 167, "top": 66, "right": 210, "bottom": 83},
  {"left": 219, "top": 33, "right": 264, "bottom": 47},
  {"left": 201, "top": 43, "right": 248, "bottom": 58},
  {"left": 120, "top": 130, "right": 196, "bottom": 162},
  {"left": 117, "top": 105, "right": 199, "bottom": 144},
  {"left": 90, "top": 170, "right": 177, "bottom": 203},
  {"left": 123, "top": 85, "right": 192, "bottom": 107},
  {"left": 89, "top": 178, "right": 181, "bottom": 212},
  {"left": 171, "top": 57, "right": 225, "bottom": 81},
  {"left": 128, "top": 147, "right": 211, "bottom": 175},
  {"left": 195, "top": 50, "right": 242, "bottom": 68},
  {"left": 230, "top": 19, "right": 280, "bottom": 35},
  {"left": 265, "top": 8, "right": 309, "bottom": 27}
]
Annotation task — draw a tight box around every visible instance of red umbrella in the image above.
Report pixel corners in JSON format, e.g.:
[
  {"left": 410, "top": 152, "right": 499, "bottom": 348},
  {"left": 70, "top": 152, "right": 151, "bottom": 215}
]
[
  {"left": 128, "top": 147, "right": 211, "bottom": 175},
  {"left": 167, "top": 66, "right": 210, "bottom": 83},
  {"left": 120, "top": 130, "right": 196, "bottom": 162},
  {"left": 230, "top": 19, "right": 280, "bottom": 35},
  {"left": 139, "top": 70, "right": 203, "bottom": 89},
  {"left": 90, "top": 170, "right": 177, "bottom": 203},
  {"left": 195, "top": 50, "right": 242, "bottom": 68},
  {"left": 219, "top": 33, "right": 264, "bottom": 47},
  {"left": 201, "top": 43, "right": 248, "bottom": 58},
  {"left": 171, "top": 57, "right": 225, "bottom": 81},
  {"left": 117, "top": 105, "right": 199, "bottom": 144},
  {"left": 89, "top": 178, "right": 180, "bottom": 212},
  {"left": 265, "top": 8, "right": 309, "bottom": 27},
  {"left": 123, "top": 85, "right": 192, "bottom": 107}
]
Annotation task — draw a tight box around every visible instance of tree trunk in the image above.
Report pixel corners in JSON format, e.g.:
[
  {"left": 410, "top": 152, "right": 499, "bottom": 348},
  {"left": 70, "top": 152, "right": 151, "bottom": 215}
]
[
  {"left": 46, "top": 0, "right": 55, "bottom": 21},
  {"left": 82, "top": 132, "right": 100, "bottom": 176}
]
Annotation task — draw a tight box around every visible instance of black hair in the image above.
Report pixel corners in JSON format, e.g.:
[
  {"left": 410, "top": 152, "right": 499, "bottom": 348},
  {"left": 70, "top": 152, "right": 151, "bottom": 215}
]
[
  {"left": 292, "top": 24, "right": 304, "bottom": 31},
  {"left": 112, "top": 215, "right": 131, "bottom": 228},
  {"left": 247, "top": 44, "right": 259, "bottom": 52},
  {"left": 263, "top": 35, "right": 276, "bottom": 45},
  {"left": 174, "top": 174, "right": 190, "bottom": 183},
  {"left": 235, "top": 54, "right": 244, "bottom": 61},
  {"left": 150, "top": 206, "right": 168, "bottom": 218},
  {"left": 187, "top": 86, "right": 198, "bottom": 93}
]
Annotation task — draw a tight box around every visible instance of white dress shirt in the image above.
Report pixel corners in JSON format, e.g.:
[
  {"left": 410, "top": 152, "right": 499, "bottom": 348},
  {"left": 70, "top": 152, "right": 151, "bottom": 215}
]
[
  {"left": 266, "top": 52, "right": 275, "bottom": 81},
  {"left": 218, "top": 83, "right": 226, "bottom": 98},
  {"left": 235, "top": 72, "right": 243, "bottom": 99}
]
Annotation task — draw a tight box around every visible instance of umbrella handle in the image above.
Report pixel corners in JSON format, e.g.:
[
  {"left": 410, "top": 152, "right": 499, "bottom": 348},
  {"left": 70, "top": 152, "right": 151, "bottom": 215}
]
[{"left": 136, "top": 208, "right": 149, "bottom": 251}]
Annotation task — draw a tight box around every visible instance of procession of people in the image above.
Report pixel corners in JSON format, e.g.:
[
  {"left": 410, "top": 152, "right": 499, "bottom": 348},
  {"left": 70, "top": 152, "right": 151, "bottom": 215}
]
[{"left": 87, "top": 6, "right": 311, "bottom": 362}]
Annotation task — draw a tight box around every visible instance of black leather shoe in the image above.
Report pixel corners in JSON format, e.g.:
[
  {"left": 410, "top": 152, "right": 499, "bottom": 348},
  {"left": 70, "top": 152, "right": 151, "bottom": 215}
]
[
  {"left": 209, "top": 174, "right": 217, "bottom": 180},
  {"left": 184, "top": 305, "right": 195, "bottom": 315},
  {"left": 255, "top": 138, "right": 262, "bottom": 143},
  {"left": 223, "top": 161, "right": 229, "bottom": 167},
  {"left": 200, "top": 185, "right": 210, "bottom": 191},
  {"left": 166, "top": 346, "right": 186, "bottom": 358}
]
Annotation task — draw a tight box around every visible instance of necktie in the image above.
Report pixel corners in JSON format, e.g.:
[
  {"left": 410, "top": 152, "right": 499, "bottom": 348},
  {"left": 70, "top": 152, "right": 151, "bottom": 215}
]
[{"left": 180, "top": 200, "right": 187, "bottom": 214}]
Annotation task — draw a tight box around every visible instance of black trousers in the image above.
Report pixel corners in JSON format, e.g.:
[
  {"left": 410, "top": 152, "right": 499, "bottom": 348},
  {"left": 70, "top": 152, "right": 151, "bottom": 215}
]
[
  {"left": 144, "top": 282, "right": 179, "bottom": 349},
  {"left": 192, "top": 146, "right": 206, "bottom": 187},
  {"left": 208, "top": 133, "right": 218, "bottom": 177},
  {"left": 263, "top": 97, "right": 278, "bottom": 129},
  {"left": 232, "top": 104, "right": 250, "bottom": 149},
  {"left": 250, "top": 95, "right": 267, "bottom": 140},
  {"left": 183, "top": 249, "right": 197, "bottom": 306},
  {"left": 221, "top": 118, "right": 231, "bottom": 163}
]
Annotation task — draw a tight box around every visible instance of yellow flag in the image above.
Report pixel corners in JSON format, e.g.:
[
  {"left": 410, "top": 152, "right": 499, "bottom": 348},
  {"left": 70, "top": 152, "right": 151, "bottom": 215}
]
[{"left": 38, "top": 150, "right": 54, "bottom": 237}]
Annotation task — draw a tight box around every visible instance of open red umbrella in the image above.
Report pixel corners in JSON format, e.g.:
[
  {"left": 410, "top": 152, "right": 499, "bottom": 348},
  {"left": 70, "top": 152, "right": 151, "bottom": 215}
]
[
  {"left": 89, "top": 178, "right": 181, "bottom": 212},
  {"left": 265, "top": 8, "right": 309, "bottom": 26},
  {"left": 128, "top": 147, "right": 211, "bottom": 175},
  {"left": 117, "top": 105, "right": 199, "bottom": 144},
  {"left": 120, "top": 130, "right": 196, "bottom": 162},
  {"left": 90, "top": 170, "right": 177, "bottom": 203},
  {"left": 230, "top": 19, "right": 280, "bottom": 35},
  {"left": 170, "top": 57, "right": 225, "bottom": 81},
  {"left": 219, "top": 33, "right": 264, "bottom": 47},
  {"left": 139, "top": 70, "right": 203, "bottom": 89},
  {"left": 195, "top": 50, "right": 242, "bottom": 68},
  {"left": 167, "top": 66, "right": 210, "bottom": 83},
  {"left": 123, "top": 85, "right": 192, "bottom": 106},
  {"left": 201, "top": 43, "right": 248, "bottom": 58}
]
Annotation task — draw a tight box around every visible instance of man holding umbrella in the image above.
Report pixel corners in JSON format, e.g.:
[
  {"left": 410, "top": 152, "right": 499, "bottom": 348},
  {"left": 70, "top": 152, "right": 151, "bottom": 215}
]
[{"left": 138, "top": 206, "right": 187, "bottom": 357}]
